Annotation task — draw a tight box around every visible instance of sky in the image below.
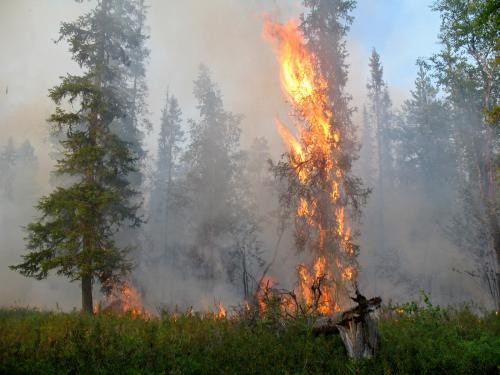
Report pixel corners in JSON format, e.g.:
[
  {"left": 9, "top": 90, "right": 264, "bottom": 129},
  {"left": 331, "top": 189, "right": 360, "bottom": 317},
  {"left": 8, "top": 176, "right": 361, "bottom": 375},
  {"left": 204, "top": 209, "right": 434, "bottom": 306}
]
[
  {"left": 0, "top": 0, "right": 442, "bottom": 151},
  {"left": 351, "top": 0, "right": 441, "bottom": 85},
  {"left": 348, "top": 0, "right": 442, "bottom": 104}
]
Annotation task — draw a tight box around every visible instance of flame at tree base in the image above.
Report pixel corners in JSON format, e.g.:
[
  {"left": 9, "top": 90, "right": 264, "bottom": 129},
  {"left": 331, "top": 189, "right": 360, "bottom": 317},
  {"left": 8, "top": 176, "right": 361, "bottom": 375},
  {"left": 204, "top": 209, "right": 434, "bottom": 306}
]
[
  {"left": 95, "top": 281, "right": 152, "bottom": 319},
  {"left": 93, "top": 16, "right": 359, "bottom": 321},
  {"left": 262, "top": 16, "right": 358, "bottom": 314}
]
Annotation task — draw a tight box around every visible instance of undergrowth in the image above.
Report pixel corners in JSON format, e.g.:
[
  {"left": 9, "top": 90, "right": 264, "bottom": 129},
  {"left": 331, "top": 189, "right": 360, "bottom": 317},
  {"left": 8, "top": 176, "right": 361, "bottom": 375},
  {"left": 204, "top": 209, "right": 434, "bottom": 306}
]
[{"left": 0, "top": 300, "right": 498, "bottom": 374}]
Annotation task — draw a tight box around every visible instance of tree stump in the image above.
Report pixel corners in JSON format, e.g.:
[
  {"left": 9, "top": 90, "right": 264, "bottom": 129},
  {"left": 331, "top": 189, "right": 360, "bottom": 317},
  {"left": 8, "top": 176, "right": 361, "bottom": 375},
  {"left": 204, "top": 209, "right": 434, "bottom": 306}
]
[{"left": 312, "top": 290, "right": 381, "bottom": 360}]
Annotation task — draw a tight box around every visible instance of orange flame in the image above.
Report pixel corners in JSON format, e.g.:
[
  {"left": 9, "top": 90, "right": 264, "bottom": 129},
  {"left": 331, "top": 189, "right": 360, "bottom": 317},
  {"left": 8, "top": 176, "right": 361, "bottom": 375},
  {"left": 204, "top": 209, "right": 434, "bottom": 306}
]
[
  {"left": 263, "top": 17, "right": 356, "bottom": 315},
  {"left": 256, "top": 276, "right": 273, "bottom": 314},
  {"left": 297, "top": 197, "right": 309, "bottom": 217},
  {"left": 297, "top": 264, "right": 314, "bottom": 306},
  {"left": 263, "top": 17, "right": 336, "bottom": 173},
  {"left": 103, "top": 281, "right": 151, "bottom": 319},
  {"left": 215, "top": 303, "right": 227, "bottom": 319}
]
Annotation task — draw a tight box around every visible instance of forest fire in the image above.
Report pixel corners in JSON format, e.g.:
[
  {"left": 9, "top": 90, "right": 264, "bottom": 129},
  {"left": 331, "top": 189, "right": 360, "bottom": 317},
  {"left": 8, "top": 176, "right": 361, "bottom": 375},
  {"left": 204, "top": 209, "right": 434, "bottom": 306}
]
[
  {"left": 99, "top": 281, "right": 151, "bottom": 319},
  {"left": 215, "top": 303, "right": 227, "bottom": 319},
  {"left": 3, "top": 0, "right": 495, "bottom": 369},
  {"left": 256, "top": 276, "right": 274, "bottom": 314},
  {"left": 263, "top": 18, "right": 357, "bottom": 314}
]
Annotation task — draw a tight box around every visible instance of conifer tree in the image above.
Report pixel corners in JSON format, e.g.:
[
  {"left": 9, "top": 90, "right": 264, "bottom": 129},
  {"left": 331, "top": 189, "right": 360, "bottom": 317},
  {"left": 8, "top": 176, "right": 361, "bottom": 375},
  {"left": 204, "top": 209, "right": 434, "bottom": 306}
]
[
  {"left": 0, "top": 138, "right": 16, "bottom": 200},
  {"left": 366, "top": 49, "right": 393, "bottom": 263},
  {"left": 114, "top": 0, "right": 150, "bottom": 189},
  {"left": 183, "top": 65, "right": 244, "bottom": 286},
  {"left": 431, "top": 0, "right": 499, "bottom": 307},
  {"left": 149, "top": 92, "right": 184, "bottom": 260},
  {"left": 397, "top": 61, "right": 456, "bottom": 191},
  {"left": 10, "top": 0, "right": 143, "bottom": 313},
  {"left": 272, "top": 0, "right": 368, "bottom": 306},
  {"left": 359, "top": 105, "right": 375, "bottom": 187}
]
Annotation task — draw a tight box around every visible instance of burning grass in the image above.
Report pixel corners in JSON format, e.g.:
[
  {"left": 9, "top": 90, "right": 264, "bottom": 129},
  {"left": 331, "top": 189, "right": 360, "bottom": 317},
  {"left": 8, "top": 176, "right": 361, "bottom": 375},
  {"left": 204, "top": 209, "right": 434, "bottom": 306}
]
[{"left": 0, "top": 302, "right": 497, "bottom": 374}]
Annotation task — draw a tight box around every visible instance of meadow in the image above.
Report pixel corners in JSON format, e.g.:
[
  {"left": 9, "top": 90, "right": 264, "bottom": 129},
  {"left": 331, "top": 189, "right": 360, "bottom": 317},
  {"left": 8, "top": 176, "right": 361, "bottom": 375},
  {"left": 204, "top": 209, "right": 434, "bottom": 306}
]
[{"left": 0, "top": 302, "right": 498, "bottom": 374}]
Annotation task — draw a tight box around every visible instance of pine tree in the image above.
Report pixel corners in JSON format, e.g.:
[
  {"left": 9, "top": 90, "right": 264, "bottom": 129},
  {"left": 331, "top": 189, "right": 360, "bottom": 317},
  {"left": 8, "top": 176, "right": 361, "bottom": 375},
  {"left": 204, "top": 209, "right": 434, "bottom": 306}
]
[
  {"left": 113, "top": 0, "right": 150, "bottom": 189},
  {"left": 431, "top": 0, "right": 499, "bottom": 307},
  {"left": 14, "top": 140, "right": 39, "bottom": 200},
  {"left": 0, "top": 138, "right": 16, "bottom": 200},
  {"left": 272, "top": 0, "right": 368, "bottom": 306},
  {"left": 366, "top": 49, "right": 393, "bottom": 266},
  {"left": 359, "top": 105, "right": 375, "bottom": 187},
  {"left": 226, "top": 139, "right": 270, "bottom": 299},
  {"left": 149, "top": 91, "right": 184, "bottom": 261},
  {"left": 16, "top": 140, "right": 37, "bottom": 164},
  {"left": 300, "top": 0, "right": 367, "bottom": 220},
  {"left": 10, "top": 0, "right": 143, "bottom": 314},
  {"left": 183, "top": 65, "right": 244, "bottom": 286},
  {"left": 0, "top": 138, "right": 38, "bottom": 201},
  {"left": 111, "top": 0, "right": 150, "bottom": 259},
  {"left": 397, "top": 61, "right": 456, "bottom": 191},
  {"left": 245, "top": 137, "right": 274, "bottom": 216},
  {"left": 382, "top": 61, "right": 457, "bottom": 297}
]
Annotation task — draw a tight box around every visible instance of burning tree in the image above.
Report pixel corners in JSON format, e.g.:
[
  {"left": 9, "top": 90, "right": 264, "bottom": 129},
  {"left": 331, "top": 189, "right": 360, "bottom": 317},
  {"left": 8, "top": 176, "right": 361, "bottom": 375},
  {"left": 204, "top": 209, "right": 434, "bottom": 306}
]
[{"left": 263, "top": 4, "right": 368, "bottom": 314}]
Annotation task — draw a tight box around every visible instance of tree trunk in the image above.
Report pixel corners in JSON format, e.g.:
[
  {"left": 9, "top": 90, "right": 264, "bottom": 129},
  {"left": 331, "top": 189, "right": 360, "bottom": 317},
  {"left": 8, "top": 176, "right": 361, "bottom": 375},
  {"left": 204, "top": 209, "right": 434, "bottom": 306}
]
[
  {"left": 312, "top": 291, "right": 381, "bottom": 360},
  {"left": 336, "top": 313, "right": 380, "bottom": 359},
  {"left": 81, "top": 275, "right": 93, "bottom": 314}
]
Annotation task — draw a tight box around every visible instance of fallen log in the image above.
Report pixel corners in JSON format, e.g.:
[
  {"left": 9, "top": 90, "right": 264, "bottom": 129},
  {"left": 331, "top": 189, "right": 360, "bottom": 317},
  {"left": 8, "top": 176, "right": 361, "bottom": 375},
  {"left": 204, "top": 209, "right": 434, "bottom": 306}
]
[
  {"left": 312, "top": 313, "right": 343, "bottom": 334},
  {"left": 312, "top": 290, "right": 381, "bottom": 360}
]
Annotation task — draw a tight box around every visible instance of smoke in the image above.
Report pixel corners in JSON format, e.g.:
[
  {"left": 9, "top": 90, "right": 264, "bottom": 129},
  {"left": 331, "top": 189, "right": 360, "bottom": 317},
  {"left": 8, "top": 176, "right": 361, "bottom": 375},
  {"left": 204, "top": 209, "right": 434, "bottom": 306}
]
[{"left": 0, "top": 0, "right": 489, "bottom": 311}]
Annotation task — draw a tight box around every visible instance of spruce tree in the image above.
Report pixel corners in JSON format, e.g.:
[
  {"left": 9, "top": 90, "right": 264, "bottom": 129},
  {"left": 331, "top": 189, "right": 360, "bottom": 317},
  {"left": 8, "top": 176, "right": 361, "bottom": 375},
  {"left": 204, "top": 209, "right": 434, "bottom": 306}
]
[
  {"left": 359, "top": 105, "right": 375, "bottom": 187},
  {"left": 0, "top": 138, "right": 16, "bottom": 200},
  {"left": 149, "top": 91, "right": 184, "bottom": 261},
  {"left": 431, "top": 0, "right": 499, "bottom": 307},
  {"left": 397, "top": 61, "right": 455, "bottom": 190},
  {"left": 110, "top": 0, "right": 150, "bottom": 260},
  {"left": 113, "top": 0, "right": 150, "bottom": 189},
  {"left": 10, "top": 0, "right": 143, "bottom": 313},
  {"left": 183, "top": 65, "right": 244, "bottom": 286},
  {"left": 366, "top": 49, "right": 393, "bottom": 266},
  {"left": 272, "top": 0, "right": 368, "bottom": 306}
]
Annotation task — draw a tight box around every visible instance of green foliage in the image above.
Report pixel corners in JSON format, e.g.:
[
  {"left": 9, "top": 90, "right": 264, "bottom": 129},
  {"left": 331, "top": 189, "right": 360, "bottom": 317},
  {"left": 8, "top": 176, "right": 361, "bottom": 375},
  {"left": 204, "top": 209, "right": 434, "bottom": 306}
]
[
  {"left": 0, "top": 305, "right": 497, "bottom": 374},
  {"left": 395, "top": 60, "right": 457, "bottom": 192},
  {"left": 377, "top": 306, "right": 499, "bottom": 374},
  {"left": 430, "top": 0, "right": 499, "bottom": 307},
  {"left": 10, "top": 0, "right": 147, "bottom": 311}
]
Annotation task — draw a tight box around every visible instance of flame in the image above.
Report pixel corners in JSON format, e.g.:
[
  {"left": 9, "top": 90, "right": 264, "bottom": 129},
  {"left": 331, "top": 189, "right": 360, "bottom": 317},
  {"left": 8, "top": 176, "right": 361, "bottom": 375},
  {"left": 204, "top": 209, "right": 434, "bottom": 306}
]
[
  {"left": 256, "top": 276, "right": 273, "bottom": 314},
  {"left": 103, "top": 281, "right": 151, "bottom": 319},
  {"left": 263, "top": 17, "right": 356, "bottom": 315},
  {"left": 215, "top": 303, "right": 227, "bottom": 319},
  {"left": 342, "top": 266, "right": 354, "bottom": 281},
  {"left": 263, "top": 17, "right": 334, "bottom": 178},
  {"left": 297, "top": 264, "right": 314, "bottom": 306},
  {"left": 297, "top": 197, "right": 309, "bottom": 217},
  {"left": 296, "top": 256, "right": 340, "bottom": 314},
  {"left": 276, "top": 119, "right": 307, "bottom": 182}
]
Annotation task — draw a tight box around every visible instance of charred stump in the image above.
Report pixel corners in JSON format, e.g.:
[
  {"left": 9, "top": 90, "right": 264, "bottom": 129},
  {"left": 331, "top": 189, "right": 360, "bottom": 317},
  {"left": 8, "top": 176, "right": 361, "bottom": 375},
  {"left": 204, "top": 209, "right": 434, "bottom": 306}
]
[{"left": 312, "top": 289, "right": 381, "bottom": 359}]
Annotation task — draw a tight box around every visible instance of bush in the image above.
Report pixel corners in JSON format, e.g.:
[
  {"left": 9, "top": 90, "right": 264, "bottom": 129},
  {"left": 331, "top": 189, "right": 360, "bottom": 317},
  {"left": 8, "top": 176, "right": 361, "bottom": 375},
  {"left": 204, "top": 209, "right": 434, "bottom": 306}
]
[{"left": 0, "top": 305, "right": 497, "bottom": 374}]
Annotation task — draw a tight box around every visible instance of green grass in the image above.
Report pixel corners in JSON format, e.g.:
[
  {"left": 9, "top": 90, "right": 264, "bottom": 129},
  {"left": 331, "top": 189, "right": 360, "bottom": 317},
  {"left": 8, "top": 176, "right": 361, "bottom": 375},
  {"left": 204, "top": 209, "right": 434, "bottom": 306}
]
[{"left": 0, "top": 304, "right": 498, "bottom": 374}]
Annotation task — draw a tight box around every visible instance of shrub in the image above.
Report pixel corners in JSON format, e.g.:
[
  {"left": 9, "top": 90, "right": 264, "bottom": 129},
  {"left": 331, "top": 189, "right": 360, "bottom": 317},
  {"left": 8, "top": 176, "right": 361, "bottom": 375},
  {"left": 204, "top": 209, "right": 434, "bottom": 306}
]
[{"left": 0, "top": 304, "right": 497, "bottom": 374}]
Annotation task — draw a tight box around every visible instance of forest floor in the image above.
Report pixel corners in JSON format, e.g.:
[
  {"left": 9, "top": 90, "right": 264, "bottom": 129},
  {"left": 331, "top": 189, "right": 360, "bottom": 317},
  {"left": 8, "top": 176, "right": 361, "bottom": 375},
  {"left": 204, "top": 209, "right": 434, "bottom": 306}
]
[{"left": 0, "top": 303, "right": 498, "bottom": 374}]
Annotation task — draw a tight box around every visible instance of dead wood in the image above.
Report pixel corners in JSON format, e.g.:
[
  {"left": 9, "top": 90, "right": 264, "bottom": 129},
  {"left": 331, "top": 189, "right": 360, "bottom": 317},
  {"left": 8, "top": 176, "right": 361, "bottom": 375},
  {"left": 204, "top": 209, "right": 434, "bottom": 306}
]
[{"left": 312, "top": 289, "right": 382, "bottom": 359}]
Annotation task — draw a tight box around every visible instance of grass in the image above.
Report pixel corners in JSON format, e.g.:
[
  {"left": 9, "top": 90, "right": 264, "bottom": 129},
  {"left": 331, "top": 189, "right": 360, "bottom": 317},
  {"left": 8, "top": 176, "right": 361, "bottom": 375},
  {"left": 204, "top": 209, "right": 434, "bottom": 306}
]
[{"left": 0, "top": 302, "right": 498, "bottom": 374}]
